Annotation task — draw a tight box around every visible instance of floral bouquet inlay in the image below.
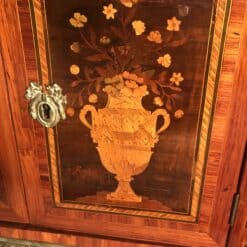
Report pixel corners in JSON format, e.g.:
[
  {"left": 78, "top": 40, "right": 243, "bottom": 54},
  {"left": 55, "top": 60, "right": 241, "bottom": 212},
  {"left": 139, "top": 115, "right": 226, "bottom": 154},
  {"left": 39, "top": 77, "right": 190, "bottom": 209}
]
[{"left": 66, "top": 0, "right": 188, "bottom": 202}]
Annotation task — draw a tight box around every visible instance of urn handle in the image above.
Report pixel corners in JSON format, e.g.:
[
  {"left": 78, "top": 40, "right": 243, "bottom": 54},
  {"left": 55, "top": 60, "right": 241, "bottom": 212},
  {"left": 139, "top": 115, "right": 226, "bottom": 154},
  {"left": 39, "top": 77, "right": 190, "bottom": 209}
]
[
  {"left": 79, "top": 105, "right": 97, "bottom": 130},
  {"left": 151, "top": 108, "right": 171, "bottom": 135}
]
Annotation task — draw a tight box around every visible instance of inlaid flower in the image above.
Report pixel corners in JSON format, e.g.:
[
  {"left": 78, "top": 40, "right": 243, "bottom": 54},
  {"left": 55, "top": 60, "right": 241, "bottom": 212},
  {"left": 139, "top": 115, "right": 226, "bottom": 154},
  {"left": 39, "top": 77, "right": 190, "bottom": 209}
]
[
  {"left": 88, "top": 94, "right": 98, "bottom": 103},
  {"left": 133, "top": 85, "right": 149, "bottom": 97},
  {"left": 125, "top": 80, "right": 138, "bottom": 89},
  {"left": 69, "top": 13, "right": 88, "bottom": 28},
  {"left": 122, "top": 71, "right": 144, "bottom": 84},
  {"left": 157, "top": 54, "right": 172, "bottom": 68},
  {"left": 122, "top": 71, "right": 130, "bottom": 79},
  {"left": 132, "top": 20, "right": 146, "bottom": 35},
  {"left": 104, "top": 75, "right": 123, "bottom": 84},
  {"left": 100, "top": 36, "right": 111, "bottom": 45},
  {"left": 136, "top": 77, "right": 144, "bottom": 84},
  {"left": 120, "top": 0, "right": 138, "bottom": 8},
  {"left": 170, "top": 72, "right": 184, "bottom": 86},
  {"left": 103, "top": 85, "right": 115, "bottom": 93},
  {"left": 103, "top": 4, "right": 118, "bottom": 20},
  {"left": 147, "top": 31, "right": 162, "bottom": 44},
  {"left": 66, "top": 107, "right": 75, "bottom": 117},
  {"left": 120, "top": 84, "right": 148, "bottom": 98},
  {"left": 120, "top": 87, "right": 133, "bottom": 97},
  {"left": 166, "top": 16, "right": 182, "bottom": 32},
  {"left": 70, "top": 64, "right": 80, "bottom": 75},
  {"left": 104, "top": 78, "right": 113, "bottom": 84},
  {"left": 112, "top": 74, "right": 123, "bottom": 83},
  {"left": 116, "top": 82, "right": 125, "bottom": 90},
  {"left": 174, "top": 109, "right": 184, "bottom": 119},
  {"left": 153, "top": 97, "right": 164, "bottom": 107},
  {"left": 70, "top": 42, "right": 81, "bottom": 53}
]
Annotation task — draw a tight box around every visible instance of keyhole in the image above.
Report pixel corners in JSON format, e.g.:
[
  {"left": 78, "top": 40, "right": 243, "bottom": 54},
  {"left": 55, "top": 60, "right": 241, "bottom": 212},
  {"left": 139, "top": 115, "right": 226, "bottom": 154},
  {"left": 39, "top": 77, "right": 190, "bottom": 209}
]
[{"left": 40, "top": 103, "right": 51, "bottom": 120}]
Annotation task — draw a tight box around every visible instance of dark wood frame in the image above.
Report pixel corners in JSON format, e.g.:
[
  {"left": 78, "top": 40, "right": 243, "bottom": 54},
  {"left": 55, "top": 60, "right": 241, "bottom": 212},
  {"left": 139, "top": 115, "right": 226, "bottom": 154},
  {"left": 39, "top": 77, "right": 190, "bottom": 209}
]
[{"left": 0, "top": 0, "right": 246, "bottom": 246}]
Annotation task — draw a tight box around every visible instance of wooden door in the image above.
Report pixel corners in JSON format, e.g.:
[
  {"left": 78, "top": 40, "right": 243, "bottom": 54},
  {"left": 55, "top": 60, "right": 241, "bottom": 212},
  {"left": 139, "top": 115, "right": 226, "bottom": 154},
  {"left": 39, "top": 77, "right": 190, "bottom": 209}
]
[
  {"left": 226, "top": 18, "right": 247, "bottom": 246},
  {"left": 1, "top": 0, "right": 246, "bottom": 246},
  {"left": 0, "top": 14, "right": 29, "bottom": 223},
  {"left": 228, "top": 145, "right": 247, "bottom": 247}
]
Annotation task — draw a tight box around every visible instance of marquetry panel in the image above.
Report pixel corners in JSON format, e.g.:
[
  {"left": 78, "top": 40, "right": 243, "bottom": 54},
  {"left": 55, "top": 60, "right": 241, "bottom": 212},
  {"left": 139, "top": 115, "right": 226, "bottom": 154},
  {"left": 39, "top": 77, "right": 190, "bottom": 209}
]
[
  {"left": 0, "top": 0, "right": 244, "bottom": 246},
  {"left": 25, "top": 0, "right": 233, "bottom": 222}
]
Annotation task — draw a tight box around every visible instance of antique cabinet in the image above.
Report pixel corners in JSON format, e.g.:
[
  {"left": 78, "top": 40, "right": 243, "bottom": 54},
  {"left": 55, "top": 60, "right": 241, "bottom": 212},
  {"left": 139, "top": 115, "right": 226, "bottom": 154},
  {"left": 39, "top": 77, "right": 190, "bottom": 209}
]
[{"left": 0, "top": 0, "right": 246, "bottom": 246}]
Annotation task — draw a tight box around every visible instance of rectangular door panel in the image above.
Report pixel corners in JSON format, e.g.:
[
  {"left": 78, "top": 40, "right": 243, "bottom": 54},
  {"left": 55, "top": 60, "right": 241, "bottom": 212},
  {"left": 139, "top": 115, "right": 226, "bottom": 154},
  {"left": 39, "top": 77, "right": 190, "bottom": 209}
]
[
  {"left": 7, "top": 0, "right": 246, "bottom": 245},
  {"left": 29, "top": 0, "right": 220, "bottom": 221},
  {"left": 0, "top": 41, "right": 29, "bottom": 223}
]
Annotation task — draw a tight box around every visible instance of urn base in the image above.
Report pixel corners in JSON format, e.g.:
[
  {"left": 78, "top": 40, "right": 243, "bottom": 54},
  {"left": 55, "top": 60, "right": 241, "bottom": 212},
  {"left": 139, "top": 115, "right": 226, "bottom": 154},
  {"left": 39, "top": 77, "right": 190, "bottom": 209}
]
[{"left": 107, "top": 180, "right": 142, "bottom": 202}]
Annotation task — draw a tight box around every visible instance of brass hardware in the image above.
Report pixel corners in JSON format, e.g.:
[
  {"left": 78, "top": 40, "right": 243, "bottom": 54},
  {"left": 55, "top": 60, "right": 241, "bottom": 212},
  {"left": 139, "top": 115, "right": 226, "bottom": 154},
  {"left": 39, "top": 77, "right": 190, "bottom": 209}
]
[
  {"left": 229, "top": 193, "right": 240, "bottom": 226},
  {"left": 25, "top": 82, "right": 67, "bottom": 128}
]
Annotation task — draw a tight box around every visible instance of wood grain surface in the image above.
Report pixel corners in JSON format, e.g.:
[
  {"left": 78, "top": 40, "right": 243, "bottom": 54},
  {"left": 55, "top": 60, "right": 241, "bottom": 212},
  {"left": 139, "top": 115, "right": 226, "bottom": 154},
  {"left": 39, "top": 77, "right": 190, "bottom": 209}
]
[
  {"left": 228, "top": 149, "right": 247, "bottom": 246},
  {"left": 32, "top": 0, "right": 227, "bottom": 221},
  {"left": 0, "top": 223, "right": 181, "bottom": 247},
  {"left": 209, "top": 0, "right": 247, "bottom": 244},
  {"left": 0, "top": 0, "right": 246, "bottom": 246},
  {"left": 0, "top": 3, "right": 29, "bottom": 223}
]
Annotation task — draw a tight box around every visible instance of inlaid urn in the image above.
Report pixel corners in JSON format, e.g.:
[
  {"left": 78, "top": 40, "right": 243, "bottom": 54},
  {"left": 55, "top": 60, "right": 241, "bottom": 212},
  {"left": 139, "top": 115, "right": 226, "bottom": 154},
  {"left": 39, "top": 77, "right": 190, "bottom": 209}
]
[{"left": 80, "top": 82, "right": 170, "bottom": 202}]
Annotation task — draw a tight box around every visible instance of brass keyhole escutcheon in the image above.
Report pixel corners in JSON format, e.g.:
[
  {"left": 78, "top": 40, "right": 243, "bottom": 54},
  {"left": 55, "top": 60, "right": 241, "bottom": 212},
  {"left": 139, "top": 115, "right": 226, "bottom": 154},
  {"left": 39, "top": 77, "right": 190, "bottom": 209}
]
[{"left": 25, "top": 82, "right": 67, "bottom": 128}]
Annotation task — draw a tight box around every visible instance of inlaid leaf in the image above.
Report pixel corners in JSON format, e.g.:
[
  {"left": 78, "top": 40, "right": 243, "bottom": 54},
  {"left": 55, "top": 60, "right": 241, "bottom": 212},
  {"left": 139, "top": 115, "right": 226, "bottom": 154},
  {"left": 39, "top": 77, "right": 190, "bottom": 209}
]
[
  {"left": 71, "top": 80, "right": 81, "bottom": 87},
  {"left": 85, "top": 54, "right": 110, "bottom": 62},
  {"left": 170, "top": 86, "right": 182, "bottom": 92},
  {"left": 78, "top": 94, "right": 84, "bottom": 106},
  {"left": 84, "top": 66, "right": 92, "bottom": 80},
  {"left": 131, "top": 64, "right": 142, "bottom": 75},
  {"left": 158, "top": 71, "right": 168, "bottom": 82},
  {"left": 150, "top": 82, "right": 160, "bottom": 95},
  {"left": 89, "top": 26, "right": 97, "bottom": 44},
  {"left": 106, "top": 63, "right": 115, "bottom": 77},
  {"left": 95, "top": 66, "right": 108, "bottom": 77},
  {"left": 95, "top": 79, "right": 102, "bottom": 93},
  {"left": 165, "top": 99, "right": 173, "bottom": 111},
  {"left": 167, "top": 36, "right": 188, "bottom": 47},
  {"left": 124, "top": 6, "right": 138, "bottom": 24},
  {"left": 110, "top": 26, "right": 124, "bottom": 39},
  {"left": 170, "top": 94, "right": 182, "bottom": 101},
  {"left": 142, "top": 69, "right": 155, "bottom": 79}
]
